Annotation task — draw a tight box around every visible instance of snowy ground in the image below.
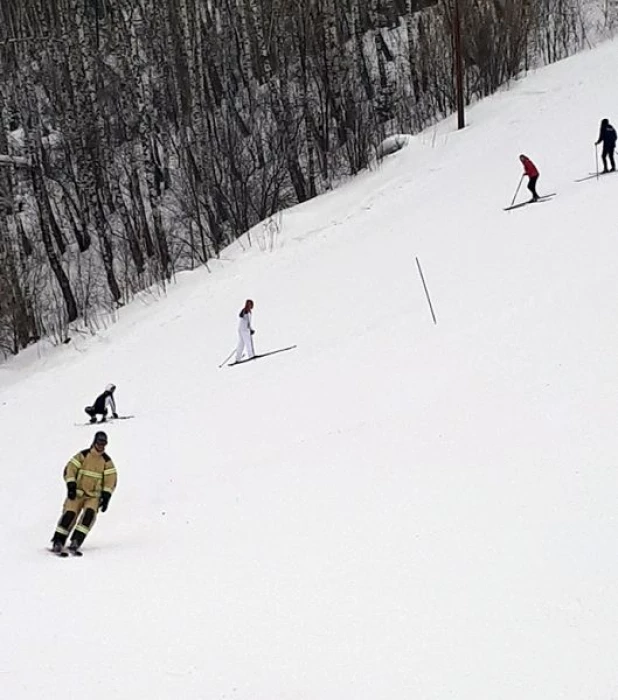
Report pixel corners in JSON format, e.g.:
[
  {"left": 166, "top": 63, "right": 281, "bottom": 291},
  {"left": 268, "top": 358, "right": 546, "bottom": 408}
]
[{"left": 2, "top": 40, "right": 618, "bottom": 700}]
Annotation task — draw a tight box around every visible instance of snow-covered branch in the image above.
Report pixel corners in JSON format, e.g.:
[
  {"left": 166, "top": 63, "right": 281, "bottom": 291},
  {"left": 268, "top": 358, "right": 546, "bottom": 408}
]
[{"left": 0, "top": 154, "right": 30, "bottom": 168}]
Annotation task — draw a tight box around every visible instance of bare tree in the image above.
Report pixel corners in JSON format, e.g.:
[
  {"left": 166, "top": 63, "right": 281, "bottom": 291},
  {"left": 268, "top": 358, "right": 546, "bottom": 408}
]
[{"left": 0, "top": 0, "right": 609, "bottom": 355}]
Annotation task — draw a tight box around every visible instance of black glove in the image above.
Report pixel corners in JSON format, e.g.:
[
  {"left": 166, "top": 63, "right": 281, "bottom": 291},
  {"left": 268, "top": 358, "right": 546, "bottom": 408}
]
[
  {"left": 99, "top": 491, "right": 111, "bottom": 513},
  {"left": 67, "top": 482, "right": 77, "bottom": 500},
  {"left": 112, "top": 413, "right": 118, "bottom": 419},
  {"left": 250, "top": 330, "right": 255, "bottom": 335}
]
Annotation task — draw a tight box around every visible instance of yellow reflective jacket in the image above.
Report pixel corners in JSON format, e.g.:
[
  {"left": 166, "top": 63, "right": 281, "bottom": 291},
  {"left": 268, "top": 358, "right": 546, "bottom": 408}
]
[{"left": 64, "top": 448, "right": 118, "bottom": 498}]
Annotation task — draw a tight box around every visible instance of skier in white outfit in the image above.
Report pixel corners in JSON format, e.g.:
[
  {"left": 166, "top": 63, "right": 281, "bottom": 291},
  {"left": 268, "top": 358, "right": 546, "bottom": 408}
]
[{"left": 236, "top": 299, "right": 255, "bottom": 362}]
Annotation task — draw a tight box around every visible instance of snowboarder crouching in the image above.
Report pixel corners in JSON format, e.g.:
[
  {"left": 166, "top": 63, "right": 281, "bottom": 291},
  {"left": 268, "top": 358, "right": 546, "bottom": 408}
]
[
  {"left": 51, "top": 431, "right": 117, "bottom": 554},
  {"left": 85, "top": 383, "right": 118, "bottom": 423}
]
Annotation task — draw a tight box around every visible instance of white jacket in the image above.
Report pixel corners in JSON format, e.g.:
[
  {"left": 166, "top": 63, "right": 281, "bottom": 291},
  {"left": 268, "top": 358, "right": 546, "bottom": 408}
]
[{"left": 238, "top": 310, "right": 253, "bottom": 334}]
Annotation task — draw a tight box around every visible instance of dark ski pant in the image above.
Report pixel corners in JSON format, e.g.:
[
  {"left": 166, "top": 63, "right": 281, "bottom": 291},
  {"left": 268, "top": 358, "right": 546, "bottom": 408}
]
[
  {"left": 53, "top": 495, "right": 99, "bottom": 547},
  {"left": 601, "top": 146, "right": 615, "bottom": 172},
  {"left": 527, "top": 175, "right": 539, "bottom": 200},
  {"left": 85, "top": 405, "right": 107, "bottom": 423}
]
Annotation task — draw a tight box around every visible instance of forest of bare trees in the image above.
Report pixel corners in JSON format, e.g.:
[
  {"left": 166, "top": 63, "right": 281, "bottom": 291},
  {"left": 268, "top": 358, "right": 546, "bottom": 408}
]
[{"left": 0, "top": 0, "right": 612, "bottom": 355}]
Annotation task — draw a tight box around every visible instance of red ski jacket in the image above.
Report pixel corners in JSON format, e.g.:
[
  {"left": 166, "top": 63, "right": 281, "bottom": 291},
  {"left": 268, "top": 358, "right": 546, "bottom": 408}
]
[{"left": 520, "top": 156, "right": 539, "bottom": 178}]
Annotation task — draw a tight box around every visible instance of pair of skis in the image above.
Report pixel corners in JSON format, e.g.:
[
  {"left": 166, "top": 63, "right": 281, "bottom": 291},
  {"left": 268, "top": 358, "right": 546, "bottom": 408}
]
[
  {"left": 574, "top": 170, "right": 617, "bottom": 182},
  {"left": 505, "top": 168, "right": 616, "bottom": 210},
  {"left": 227, "top": 345, "right": 297, "bottom": 366},
  {"left": 503, "top": 193, "right": 557, "bottom": 211},
  {"left": 49, "top": 547, "right": 83, "bottom": 558}
]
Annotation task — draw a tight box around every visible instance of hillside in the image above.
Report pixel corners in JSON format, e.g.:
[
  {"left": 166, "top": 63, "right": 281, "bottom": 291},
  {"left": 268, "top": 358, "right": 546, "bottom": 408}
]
[{"left": 1, "top": 40, "right": 618, "bottom": 700}]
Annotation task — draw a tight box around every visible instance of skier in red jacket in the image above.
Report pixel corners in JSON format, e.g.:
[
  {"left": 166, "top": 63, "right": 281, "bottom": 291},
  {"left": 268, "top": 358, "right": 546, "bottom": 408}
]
[{"left": 519, "top": 154, "right": 539, "bottom": 202}]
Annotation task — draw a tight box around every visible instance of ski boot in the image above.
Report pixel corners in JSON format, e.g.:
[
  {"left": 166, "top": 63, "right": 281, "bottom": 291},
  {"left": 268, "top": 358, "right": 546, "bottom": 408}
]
[
  {"left": 68, "top": 540, "right": 83, "bottom": 557},
  {"left": 51, "top": 537, "right": 68, "bottom": 557}
]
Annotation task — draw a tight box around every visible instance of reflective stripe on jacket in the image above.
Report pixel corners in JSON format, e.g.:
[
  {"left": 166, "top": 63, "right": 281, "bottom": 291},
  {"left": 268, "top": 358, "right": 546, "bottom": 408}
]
[{"left": 64, "top": 448, "right": 118, "bottom": 498}]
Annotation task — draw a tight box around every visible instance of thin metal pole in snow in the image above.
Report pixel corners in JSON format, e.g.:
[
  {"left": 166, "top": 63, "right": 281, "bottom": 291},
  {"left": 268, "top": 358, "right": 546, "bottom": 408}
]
[
  {"left": 595, "top": 143, "right": 599, "bottom": 180},
  {"left": 416, "top": 257, "right": 437, "bottom": 325}
]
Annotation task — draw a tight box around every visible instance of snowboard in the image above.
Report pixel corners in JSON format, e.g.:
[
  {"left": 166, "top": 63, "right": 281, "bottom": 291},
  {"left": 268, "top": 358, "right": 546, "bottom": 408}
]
[
  {"left": 74, "top": 415, "right": 134, "bottom": 427},
  {"left": 48, "top": 547, "right": 82, "bottom": 557}
]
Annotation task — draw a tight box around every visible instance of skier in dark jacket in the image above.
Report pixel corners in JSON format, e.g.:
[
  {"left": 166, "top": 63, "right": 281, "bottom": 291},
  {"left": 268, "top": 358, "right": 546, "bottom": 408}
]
[
  {"left": 85, "top": 384, "right": 118, "bottom": 423},
  {"left": 595, "top": 118, "right": 616, "bottom": 173}
]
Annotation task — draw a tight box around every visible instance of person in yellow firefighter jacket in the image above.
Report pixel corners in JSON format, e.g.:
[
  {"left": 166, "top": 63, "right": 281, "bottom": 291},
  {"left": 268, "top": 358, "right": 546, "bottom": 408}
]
[{"left": 51, "top": 430, "right": 117, "bottom": 554}]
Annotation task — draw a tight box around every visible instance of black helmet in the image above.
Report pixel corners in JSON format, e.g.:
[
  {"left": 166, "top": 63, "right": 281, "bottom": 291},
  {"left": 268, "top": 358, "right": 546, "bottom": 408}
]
[
  {"left": 601, "top": 118, "right": 609, "bottom": 127},
  {"left": 93, "top": 431, "right": 108, "bottom": 446}
]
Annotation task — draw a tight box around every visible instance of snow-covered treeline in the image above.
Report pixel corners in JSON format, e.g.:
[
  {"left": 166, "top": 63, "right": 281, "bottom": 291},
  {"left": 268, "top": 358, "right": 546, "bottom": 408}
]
[{"left": 0, "top": 0, "right": 612, "bottom": 356}]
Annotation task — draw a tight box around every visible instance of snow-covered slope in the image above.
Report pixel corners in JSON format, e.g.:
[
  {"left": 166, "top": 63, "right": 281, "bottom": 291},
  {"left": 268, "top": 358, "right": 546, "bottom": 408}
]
[{"left": 2, "top": 41, "right": 618, "bottom": 700}]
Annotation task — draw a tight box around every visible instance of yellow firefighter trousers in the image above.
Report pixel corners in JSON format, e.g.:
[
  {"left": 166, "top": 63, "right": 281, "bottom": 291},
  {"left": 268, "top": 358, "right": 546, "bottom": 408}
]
[{"left": 55, "top": 495, "right": 99, "bottom": 541}]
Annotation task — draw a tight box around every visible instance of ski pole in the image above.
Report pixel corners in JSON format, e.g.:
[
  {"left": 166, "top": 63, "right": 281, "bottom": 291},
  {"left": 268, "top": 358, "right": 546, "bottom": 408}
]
[
  {"left": 595, "top": 143, "right": 599, "bottom": 180},
  {"left": 218, "top": 347, "right": 236, "bottom": 368},
  {"left": 510, "top": 174, "right": 524, "bottom": 206}
]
